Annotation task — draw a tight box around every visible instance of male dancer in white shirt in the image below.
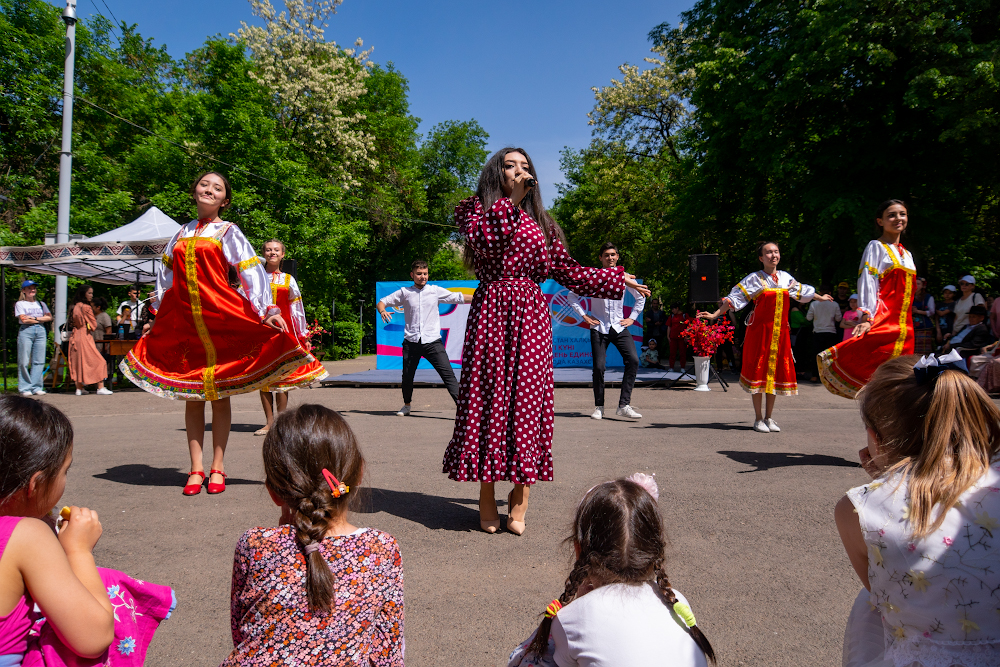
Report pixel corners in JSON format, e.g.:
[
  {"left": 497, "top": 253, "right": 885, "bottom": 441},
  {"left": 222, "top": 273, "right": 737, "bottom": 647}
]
[
  {"left": 570, "top": 243, "right": 646, "bottom": 420},
  {"left": 377, "top": 260, "right": 472, "bottom": 416}
]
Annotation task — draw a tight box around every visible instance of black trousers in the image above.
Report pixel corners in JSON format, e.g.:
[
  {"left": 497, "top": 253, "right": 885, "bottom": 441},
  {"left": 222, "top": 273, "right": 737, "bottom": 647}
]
[
  {"left": 402, "top": 338, "right": 459, "bottom": 405},
  {"left": 591, "top": 328, "right": 639, "bottom": 408},
  {"left": 811, "top": 331, "right": 841, "bottom": 377}
]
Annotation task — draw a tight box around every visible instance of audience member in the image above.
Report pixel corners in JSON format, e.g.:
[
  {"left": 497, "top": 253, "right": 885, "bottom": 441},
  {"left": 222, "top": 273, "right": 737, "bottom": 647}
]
[
  {"left": 840, "top": 294, "right": 861, "bottom": 341},
  {"left": 833, "top": 281, "right": 852, "bottom": 313},
  {"left": 224, "top": 405, "right": 404, "bottom": 666},
  {"left": 508, "top": 474, "right": 714, "bottom": 667},
  {"left": 944, "top": 304, "right": 995, "bottom": 358},
  {"left": 0, "top": 396, "right": 175, "bottom": 665},
  {"left": 952, "top": 275, "right": 985, "bottom": 333},
  {"left": 646, "top": 298, "right": 668, "bottom": 348},
  {"left": 807, "top": 285, "right": 842, "bottom": 382},
  {"left": 974, "top": 343, "right": 1000, "bottom": 393},
  {"left": 69, "top": 284, "right": 112, "bottom": 396},
  {"left": 116, "top": 287, "right": 140, "bottom": 336},
  {"left": 936, "top": 284, "right": 957, "bottom": 342},
  {"left": 911, "top": 277, "right": 936, "bottom": 355},
  {"left": 666, "top": 303, "right": 690, "bottom": 372},
  {"left": 92, "top": 297, "right": 114, "bottom": 377},
  {"left": 990, "top": 293, "right": 1000, "bottom": 336},
  {"left": 836, "top": 353, "right": 1000, "bottom": 667},
  {"left": 14, "top": 279, "right": 52, "bottom": 397},
  {"left": 640, "top": 339, "right": 666, "bottom": 369}
]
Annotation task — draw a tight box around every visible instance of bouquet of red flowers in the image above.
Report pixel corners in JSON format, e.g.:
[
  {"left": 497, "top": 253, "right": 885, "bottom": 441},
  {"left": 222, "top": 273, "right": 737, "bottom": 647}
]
[
  {"left": 681, "top": 316, "right": 735, "bottom": 357},
  {"left": 303, "top": 319, "right": 329, "bottom": 345}
]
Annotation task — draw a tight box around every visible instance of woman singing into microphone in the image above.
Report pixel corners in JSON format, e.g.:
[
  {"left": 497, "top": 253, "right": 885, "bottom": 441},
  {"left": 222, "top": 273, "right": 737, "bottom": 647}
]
[{"left": 442, "top": 147, "right": 651, "bottom": 534}]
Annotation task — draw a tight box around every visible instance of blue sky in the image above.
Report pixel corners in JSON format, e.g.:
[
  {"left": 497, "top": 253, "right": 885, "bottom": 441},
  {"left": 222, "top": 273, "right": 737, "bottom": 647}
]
[{"left": 57, "top": 0, "right": 691, "bottom": 205}]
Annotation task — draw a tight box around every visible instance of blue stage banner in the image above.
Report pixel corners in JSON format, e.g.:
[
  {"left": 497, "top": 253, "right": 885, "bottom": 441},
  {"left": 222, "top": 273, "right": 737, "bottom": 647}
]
[{"left": 375, "top": 280, "right": 644, "bottom": 370}]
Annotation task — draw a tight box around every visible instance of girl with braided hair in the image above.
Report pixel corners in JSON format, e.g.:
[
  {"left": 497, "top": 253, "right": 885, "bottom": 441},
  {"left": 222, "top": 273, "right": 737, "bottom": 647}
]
[
  {"left": 223, "top": 405, "right": 404, "bottom": 666},
  {"left": 508, "top": 474, "right": 715, "bottom": 667}
]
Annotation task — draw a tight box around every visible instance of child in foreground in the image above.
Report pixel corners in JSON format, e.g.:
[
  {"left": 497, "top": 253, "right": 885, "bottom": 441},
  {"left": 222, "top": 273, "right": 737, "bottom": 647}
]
[
  {"left": 0, "top": 396, "right": 174, "bottom": 666},
  {"left": 508, "top": 473, "right": 715, "bottom": 667},
  {"left": 836, "top": 352, "right": 1000, "bottom": 667},
  {"left": 224, "top": 404, "right": 404, "bottom": 666}
]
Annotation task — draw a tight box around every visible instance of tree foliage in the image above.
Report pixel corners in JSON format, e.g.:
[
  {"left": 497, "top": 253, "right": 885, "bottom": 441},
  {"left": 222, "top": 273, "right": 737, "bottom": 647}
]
[
  {"left": 555, "top": 0, "right": 1000, "bottom": 303},
  {"left": 1, "top": 0, "right": 487, "bottom": 356}
]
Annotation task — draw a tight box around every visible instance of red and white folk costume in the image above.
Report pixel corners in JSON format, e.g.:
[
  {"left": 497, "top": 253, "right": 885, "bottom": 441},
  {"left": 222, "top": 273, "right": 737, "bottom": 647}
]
[
  {"left": 263, "top": 270, "right": 329, "bottom": 391},
  {"left": 121, "top": 220, "right": 315, "bottom": 400},
  {"left": 443, "top": 197, "right": 625, "bottom": 485},
  {"left": 818, "top": 241, "right": 915, "bottom": 398},
  {"left": 724, "top": 271, "right": 816, "bottom": 395}
]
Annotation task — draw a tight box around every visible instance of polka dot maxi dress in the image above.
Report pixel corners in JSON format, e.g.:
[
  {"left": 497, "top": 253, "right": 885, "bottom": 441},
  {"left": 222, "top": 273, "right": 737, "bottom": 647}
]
[{"left": 443, "top": 196, "right": 625, "bottom": 485}]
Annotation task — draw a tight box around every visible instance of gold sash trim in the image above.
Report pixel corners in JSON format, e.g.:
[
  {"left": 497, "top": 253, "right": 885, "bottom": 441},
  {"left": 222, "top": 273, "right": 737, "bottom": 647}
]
[
  {"left": 238, "top": 256, "right": 261, "bottom": 272},
  {"left": 892, "top": 271, "right": 914, "bottom": 358},
  {"left": 765, "top": 289, "right": 784, "bottom": 395},
  {"left": 183, "top": 239, "right": 219, "bottom": 401}
]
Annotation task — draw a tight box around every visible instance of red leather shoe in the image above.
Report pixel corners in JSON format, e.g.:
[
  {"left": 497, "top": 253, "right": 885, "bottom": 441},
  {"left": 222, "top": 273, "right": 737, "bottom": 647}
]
[
  {"left": 183, "top": 471, "right": 205, "bottom": 496},
  {"left": 207, "top": 469, "right": 227, "bottom": 494}
]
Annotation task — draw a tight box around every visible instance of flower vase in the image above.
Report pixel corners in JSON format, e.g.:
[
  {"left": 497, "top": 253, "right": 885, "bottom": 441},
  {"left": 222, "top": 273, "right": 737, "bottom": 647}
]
[{"left": 693, "top": 355, "right": 712, "bottom": 391}]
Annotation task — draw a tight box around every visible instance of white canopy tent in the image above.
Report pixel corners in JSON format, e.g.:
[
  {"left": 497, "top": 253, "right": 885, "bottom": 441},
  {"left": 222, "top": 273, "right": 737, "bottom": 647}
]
[{"left": 0, "top": 206, "right": 180, "bottom": 285}]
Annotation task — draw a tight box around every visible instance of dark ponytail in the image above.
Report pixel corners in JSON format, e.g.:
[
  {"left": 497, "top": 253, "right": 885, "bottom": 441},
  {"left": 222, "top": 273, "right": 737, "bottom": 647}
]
[{"left": 262, "top": 404, "right": 364, "bottom": 612}]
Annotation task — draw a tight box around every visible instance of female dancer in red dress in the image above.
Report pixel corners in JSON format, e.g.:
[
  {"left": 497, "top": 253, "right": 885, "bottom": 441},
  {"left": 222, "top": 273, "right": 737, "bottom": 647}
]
[
  {"left": 818, "top": 200, "right": 915, "bottom": 398},
  {"left": 122, "top": 173, "right": 315, "bottom": 495},
  {"left": 254, "top": 239, "right": 329, "bottom": 436},
  {"left": 699, "top": 242, "right": 832, "bottom": 433},
  {"left": 442, "top": 148, "right": 651, "bottom": 534}
]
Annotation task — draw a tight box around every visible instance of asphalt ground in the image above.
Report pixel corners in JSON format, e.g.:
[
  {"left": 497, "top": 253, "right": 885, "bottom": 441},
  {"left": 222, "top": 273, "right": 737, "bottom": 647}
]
[{"left": 40, "top": 356, "right": 880, "bottom": 666}]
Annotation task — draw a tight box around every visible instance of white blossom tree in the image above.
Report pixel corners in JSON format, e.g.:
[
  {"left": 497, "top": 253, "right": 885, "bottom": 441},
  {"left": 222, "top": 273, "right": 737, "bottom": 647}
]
[{"left": 235, "top": 0, "right": 375, "bottom": 187}]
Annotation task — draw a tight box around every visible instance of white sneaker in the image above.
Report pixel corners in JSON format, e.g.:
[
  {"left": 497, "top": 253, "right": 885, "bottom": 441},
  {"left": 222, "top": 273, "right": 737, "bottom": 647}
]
[
  {"left": 396, "top": 405, "right": 410, "bottom": 416},
  {"left": 616, "top": 405, "right": 642, "bottom": 419},
  {"left": 32, "top": 389, "right": 46, "bottom": 396},
  {"left": 75, "top": 389, "right": 89, "bottom": 396},
  {"left": 20, "top": 391, "right": 32, "bottom": 397},
  {"left": 96, "top": 388, "right": 113, "bottom": 395},
  {"left": 753, "top": 419, "right": 770, "bottom": 433},
  {"left": 590, "top": 407, "right": 604, "bottom": 420},
  {"left": 765, "top": 418, "right": 781, "bottom": 432}
]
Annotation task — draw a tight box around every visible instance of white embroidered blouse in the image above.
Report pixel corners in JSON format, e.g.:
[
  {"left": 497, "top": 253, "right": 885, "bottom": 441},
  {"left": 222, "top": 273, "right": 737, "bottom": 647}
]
[
  {"left": 155, "top": 220, "right": 278, "bottom": 321},
  {"left": 722, "top": 270, "right": 816, "bottom": 312},
  {"left": 856, "top": 241, "right": 917, "bottom": 320},
  {"left": 269, "top": 271, "right": 308, "bottom": 339}
]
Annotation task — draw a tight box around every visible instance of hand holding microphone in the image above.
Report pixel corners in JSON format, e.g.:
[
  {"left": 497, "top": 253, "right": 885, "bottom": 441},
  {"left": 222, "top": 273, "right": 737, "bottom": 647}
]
[{"left": 510, "top": 172, "right": 536, "bottom": 207}]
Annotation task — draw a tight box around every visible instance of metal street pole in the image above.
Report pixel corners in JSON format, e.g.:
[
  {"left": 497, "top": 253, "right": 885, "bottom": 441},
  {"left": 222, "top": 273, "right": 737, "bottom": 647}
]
[{"left": 54, "top": 0, "right": 77, "bottom": 335}]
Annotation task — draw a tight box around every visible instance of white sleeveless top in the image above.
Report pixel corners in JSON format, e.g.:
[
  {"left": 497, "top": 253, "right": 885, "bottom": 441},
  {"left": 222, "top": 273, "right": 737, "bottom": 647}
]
[{"left": 847, "top": 460, "right": 1000, "bottom": 667}]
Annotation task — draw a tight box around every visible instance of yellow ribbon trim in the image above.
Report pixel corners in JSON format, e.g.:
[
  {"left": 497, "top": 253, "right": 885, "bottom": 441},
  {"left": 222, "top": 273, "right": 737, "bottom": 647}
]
[
  {"left": 893, "top": 272, "right": 914, "bottom": 358},
  {"left": 161, "top": 253, "right": 173, "bottom": 270},
  {"left": 184, "top": 238, "right": 218, "bottom": 401},
  {"left": 766, "top": 289, "right": 784, "bottom": 395},
  {"left": 289, "top": 295, "right": 302, "bottom": 304},
  {"left": 237, "top": 256, "right": 261, "bottom": 272}
]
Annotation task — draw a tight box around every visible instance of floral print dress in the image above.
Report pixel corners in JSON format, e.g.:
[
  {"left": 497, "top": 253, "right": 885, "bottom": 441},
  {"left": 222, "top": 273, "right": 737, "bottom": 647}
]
[
  {"left": 443, "top": 197, "right": 625, "bottom": 485},
  {"left": 224, "top": 526, "right": 404, "bottom": 666},
  {"left": 846, "top": 460, "right": 1000, "bottom": 667}
]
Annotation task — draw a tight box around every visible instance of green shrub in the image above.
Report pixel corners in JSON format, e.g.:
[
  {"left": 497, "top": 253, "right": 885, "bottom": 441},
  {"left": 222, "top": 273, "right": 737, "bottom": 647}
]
[{"left": 332, "top": 321, "right": 363, "bottom": 360}]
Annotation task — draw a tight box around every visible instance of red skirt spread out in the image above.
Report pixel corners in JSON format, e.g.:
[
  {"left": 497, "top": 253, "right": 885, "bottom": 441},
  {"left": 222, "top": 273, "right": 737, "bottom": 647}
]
[
  {"left": 740, "top": 288, "right": 798, "bottom": 396},
  {"left": 818, "top": 267, "right": 915, "bottom": 399},
  {"left": 122, "top": 236, "right": 313, "bottom": 400},
  {"left": 265, "top": 272, "right": 328, "bottom": 392}
]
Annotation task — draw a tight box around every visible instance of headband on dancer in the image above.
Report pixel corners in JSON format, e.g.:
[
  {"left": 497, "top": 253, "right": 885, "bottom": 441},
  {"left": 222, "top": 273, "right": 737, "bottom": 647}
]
[
  {"left": 322, "top": 468, "right": 350, "bottom": 498},
  {"left": 913, "top": 350, "right": 968, "bottom": 385}
]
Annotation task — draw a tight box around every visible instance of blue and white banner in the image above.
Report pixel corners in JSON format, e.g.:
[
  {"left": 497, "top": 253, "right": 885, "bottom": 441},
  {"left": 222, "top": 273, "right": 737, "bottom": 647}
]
[{"left": 375, "top": 280, "right": 643, "bottom": 370}]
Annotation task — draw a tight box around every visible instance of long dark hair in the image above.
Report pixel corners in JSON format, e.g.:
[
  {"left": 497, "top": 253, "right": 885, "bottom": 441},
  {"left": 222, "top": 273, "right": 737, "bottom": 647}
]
[
  {"left": 262, "top": 404, "right": 365, "bottom": 612},
  {"left": 72, "top": 284, "right": 93, "bottom": 305},
  {"left": 0, "top": 396, "right": 74, "bottom": 505},
  {"left": 523, "top": 479, "right": 716, "bottom": 663},
  {"left": 464, "top": 147, "right": 566, "bottom": 267}
]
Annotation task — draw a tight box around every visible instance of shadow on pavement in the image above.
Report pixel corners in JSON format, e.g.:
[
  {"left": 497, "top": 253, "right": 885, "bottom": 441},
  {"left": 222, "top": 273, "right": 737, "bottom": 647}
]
[
  {"left": 94, "top": 464, "right": 264, "bottom": 486},
  {"left": 718, "top": 451, "right": 859, "bottom": 473},
  {"left": 643, "top": 422, "right": 747, "bottom": 430},
  {"left": 341, "top": 409, "right": 455, "bottom": 421},
  {"left": 354, "top": 487, "right": 481, "bottom": 532},
  {"left": 175, "top": 423, "right": 262, "bottom": 432}
]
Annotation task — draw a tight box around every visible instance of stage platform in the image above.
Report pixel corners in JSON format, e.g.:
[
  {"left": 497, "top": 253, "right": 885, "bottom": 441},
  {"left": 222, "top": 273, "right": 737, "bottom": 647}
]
[{"left": 320, "top": 366, "right": 694, "bottom": 388}]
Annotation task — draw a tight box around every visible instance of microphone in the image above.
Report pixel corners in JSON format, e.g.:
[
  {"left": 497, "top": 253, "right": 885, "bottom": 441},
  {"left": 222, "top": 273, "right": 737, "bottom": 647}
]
[{"left": 526, "top": 178, "right": 537, "bottom": 187}]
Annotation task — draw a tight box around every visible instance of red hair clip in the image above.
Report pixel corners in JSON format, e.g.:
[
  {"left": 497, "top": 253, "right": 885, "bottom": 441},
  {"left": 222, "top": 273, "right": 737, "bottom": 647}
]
[{"left": 322, "top": 469, "right": 349, "bottom": 498}]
